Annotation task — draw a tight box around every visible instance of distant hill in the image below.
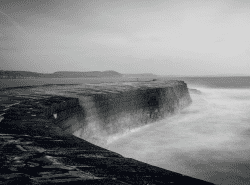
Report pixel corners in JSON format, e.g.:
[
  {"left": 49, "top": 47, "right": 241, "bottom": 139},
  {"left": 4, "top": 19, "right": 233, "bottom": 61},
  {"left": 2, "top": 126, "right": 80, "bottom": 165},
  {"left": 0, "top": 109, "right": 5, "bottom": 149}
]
[
  {"left": 0, "top": 70, "right": 122, "bottom": 79},
  {"left": 0, "top": 70, "right": 52, "bottom": 79},
  {"left": 122, "top": 73, "right": 158, "bottom": 78},
  {"left": 52, "top": 70, "right": 122, "bottom": 78}
]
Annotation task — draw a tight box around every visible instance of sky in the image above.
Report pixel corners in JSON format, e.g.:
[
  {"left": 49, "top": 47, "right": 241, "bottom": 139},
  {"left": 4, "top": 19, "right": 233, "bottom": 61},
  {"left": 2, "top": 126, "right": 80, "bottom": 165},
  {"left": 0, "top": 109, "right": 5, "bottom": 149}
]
[{"left": 0, "top": 0, "right": 250, "bottom": 76}]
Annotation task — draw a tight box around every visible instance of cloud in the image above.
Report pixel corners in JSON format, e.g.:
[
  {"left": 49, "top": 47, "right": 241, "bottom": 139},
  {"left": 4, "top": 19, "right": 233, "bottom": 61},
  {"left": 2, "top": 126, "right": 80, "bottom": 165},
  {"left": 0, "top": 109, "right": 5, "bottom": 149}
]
[
  {"left": 0, "top": 46, "right": 18, "bottom": 51},
  {"left": 214, "top": 38, "right": 224, "bottom": 43},
  {"left": 0, "top": 32, "right": 9, "bottom": 43}
]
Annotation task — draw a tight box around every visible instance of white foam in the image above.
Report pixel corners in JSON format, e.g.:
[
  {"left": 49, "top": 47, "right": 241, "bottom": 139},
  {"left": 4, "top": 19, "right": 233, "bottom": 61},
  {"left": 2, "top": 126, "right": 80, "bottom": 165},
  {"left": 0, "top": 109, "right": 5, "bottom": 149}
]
[{"left": 107, "top": 87, "right": 250, "bottom": 184}]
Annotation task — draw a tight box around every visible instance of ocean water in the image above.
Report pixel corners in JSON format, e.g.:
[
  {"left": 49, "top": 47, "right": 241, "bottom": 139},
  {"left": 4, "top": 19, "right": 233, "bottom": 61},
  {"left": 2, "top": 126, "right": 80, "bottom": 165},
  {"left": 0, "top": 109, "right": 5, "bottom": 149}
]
[{"left": 107, "top": 77, "right": 250, "bottom": 185}]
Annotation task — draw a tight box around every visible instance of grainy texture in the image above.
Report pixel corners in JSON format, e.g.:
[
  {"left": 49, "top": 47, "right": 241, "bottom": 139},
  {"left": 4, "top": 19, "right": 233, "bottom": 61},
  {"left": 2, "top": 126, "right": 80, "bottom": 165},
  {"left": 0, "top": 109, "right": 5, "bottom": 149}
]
[{"left": 0, "top": 80, "right": 214, "bottom": 184}]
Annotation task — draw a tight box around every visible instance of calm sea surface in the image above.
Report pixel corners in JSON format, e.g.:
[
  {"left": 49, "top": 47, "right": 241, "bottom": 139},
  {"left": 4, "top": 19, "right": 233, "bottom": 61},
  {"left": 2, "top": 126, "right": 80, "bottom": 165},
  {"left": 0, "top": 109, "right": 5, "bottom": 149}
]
[{"left": 2, "top": 76, "right": 250, "bottom": 184}]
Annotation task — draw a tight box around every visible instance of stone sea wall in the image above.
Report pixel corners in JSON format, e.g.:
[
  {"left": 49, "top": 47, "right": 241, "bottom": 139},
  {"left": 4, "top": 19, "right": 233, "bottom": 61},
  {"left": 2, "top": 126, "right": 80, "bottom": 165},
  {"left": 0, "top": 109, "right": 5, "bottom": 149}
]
[
  {"left": 52, "top": 80, "right": 192, "bottom": 146},
  {"left": 0, "top": 80, "right": 215, "bottom": 184}
]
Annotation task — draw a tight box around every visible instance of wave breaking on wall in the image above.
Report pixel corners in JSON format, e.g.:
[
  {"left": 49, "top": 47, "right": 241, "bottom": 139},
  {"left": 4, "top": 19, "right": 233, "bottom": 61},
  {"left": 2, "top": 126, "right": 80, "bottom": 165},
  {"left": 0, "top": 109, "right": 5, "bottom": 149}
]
[{"left": 51, "top": 80, "right": 192, "bottom": 146}]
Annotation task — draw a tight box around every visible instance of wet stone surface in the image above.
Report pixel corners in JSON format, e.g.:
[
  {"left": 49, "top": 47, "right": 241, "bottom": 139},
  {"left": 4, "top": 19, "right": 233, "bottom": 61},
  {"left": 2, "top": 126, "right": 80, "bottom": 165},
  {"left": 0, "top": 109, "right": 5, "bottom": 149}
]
[{"left": 0, "top": 82, "right": 214, "bottom": 184}]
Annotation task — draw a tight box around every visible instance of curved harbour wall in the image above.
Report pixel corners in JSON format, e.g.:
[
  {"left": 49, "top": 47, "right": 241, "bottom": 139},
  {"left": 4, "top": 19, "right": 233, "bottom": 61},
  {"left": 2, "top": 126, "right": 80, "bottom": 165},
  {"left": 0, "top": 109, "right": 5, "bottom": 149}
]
[
  {"left": 53, "top": 80, "right": 192, "bottom": 146},
  {"left": 0, "top": 80, "right": 215, "bottom": 184}
]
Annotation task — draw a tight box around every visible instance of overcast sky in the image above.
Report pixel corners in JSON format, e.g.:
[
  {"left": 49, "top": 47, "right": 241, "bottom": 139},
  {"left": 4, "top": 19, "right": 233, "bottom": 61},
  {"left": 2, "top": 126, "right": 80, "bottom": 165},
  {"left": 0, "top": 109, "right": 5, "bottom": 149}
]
[{"left": 0, "top": 0, "right": 250, "bottom": 75}]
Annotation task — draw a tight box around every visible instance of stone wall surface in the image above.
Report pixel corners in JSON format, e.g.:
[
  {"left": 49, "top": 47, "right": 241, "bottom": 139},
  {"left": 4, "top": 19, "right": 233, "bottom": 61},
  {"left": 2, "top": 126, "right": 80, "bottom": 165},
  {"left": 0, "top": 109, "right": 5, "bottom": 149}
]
[
  {"left": 0, "top": 80, "right": 215, "bottom": 184},
  {"left": 55, "top": 80, "right": 192, "bottom": 145}
]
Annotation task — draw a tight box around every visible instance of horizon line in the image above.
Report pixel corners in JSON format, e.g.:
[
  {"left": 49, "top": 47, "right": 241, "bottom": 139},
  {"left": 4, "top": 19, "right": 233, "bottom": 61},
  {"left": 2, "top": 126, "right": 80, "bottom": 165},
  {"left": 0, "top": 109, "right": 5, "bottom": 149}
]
[{"left": 1, "top": 69, "right": 250, "bottom": 77}]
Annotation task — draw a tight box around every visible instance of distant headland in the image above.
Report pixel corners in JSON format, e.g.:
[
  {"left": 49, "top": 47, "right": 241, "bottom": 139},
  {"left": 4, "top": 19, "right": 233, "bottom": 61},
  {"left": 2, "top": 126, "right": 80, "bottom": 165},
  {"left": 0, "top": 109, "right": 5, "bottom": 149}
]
[{"left": 0, "top": 70, "right": 158, "bottom": 79}]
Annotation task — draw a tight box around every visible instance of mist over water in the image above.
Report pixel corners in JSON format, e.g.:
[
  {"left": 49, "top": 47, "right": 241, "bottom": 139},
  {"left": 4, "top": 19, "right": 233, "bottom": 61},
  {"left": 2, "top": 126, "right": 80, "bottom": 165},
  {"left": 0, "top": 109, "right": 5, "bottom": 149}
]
[{"left": 107, "top": 84, "right": 250, "bottom": 185}]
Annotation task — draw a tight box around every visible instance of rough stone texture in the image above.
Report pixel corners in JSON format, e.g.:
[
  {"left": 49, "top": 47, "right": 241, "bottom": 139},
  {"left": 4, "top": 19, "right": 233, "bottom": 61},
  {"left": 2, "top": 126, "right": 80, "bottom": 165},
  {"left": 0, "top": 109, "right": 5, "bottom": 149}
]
[
  {"left": 53, "top": 80, "right": 192, "bottom": 145},
  {"left": 0, "top": 80, "right": 215, "bottom": 184}
]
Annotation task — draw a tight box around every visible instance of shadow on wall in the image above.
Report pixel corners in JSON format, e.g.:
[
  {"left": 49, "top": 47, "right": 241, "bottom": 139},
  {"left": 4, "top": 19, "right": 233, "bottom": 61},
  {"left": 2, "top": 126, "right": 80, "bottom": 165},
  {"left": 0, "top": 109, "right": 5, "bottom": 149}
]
[
  {"left": 92, "top": 89, "right": 162, "bottom": 127},
  {"left": 55, "top": 85, "right": 190, "bottom": 146},
  {"left": 54, "top": 89, "right": 164, "bottom": 145}
]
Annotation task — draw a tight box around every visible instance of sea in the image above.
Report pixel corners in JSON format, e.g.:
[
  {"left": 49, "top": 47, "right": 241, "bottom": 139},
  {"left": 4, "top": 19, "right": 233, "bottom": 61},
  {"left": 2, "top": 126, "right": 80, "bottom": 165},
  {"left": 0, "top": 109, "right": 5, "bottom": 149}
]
[
  {"left": 107, "top": 76, "right": 250, "bottom": 185},
  {"left": 2, "top": 76, "right": 250, "bottom": 185}
]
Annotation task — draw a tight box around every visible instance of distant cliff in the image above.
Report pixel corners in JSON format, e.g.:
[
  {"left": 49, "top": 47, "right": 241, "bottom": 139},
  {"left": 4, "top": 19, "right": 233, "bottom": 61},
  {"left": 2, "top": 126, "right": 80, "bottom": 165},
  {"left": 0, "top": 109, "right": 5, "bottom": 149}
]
[
  {"left": 52, "top": 70, "right": 122, "bottom": 78},
  {"left": 0, "top": 70, "right": 122, "bottom": 79},
  {"left": 0, "top": 70, "right": 52, "bottom": 79},
  {"left": 0, "top": 70, "right": 160, "bottom": 79},
  {"left": 122, "top": 73, "right": 158, "bottom": 78}
]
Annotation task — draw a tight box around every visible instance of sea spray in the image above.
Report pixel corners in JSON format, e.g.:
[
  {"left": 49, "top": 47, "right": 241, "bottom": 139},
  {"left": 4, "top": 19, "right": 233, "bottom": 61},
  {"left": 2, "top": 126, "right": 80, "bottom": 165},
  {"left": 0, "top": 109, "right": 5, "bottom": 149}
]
[
  {"left": 107, "top": 86, "right": 250, "bottom": 185},
  {"left": 72, "top": 110, "right": 160, "bottom": 147},
  {"left": 49, "top": 81, "right": 193, "bottom": 147}
]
